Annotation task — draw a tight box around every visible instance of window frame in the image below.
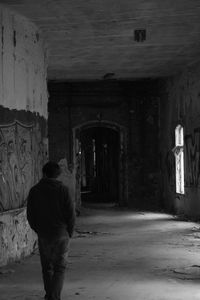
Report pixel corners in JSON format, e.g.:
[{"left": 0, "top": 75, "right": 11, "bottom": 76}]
[{"left": 173, "top": 125, "right": 185, "bottom": 195}]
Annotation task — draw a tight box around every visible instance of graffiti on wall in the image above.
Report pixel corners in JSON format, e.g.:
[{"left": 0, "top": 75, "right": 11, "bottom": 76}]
[
  {"left": 0, "top": 121, "right": 47, "bottom": 212},
  {"left": 165, "top": 127, "right": 200, "bottom": 188},
  {"left": 185, "top": 128, "right": 200, "bottom": 187}
]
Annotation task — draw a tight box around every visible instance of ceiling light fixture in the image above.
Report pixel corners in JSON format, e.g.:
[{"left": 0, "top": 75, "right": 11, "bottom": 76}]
[{"left": 134, "top": 29, "right": 146, "bottom": 42}]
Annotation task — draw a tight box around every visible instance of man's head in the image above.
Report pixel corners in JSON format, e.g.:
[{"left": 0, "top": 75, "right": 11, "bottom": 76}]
[{"left": 42, "top": 161, "right": 61, "bottom": 179}]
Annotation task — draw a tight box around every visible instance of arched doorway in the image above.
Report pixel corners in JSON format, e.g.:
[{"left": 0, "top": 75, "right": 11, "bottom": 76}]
[
  {"left": 73, "top": 121, "right": 128, "bottom": 209},
  {"left": 80, "top": 126, "right": 119, "bottom": 203}
]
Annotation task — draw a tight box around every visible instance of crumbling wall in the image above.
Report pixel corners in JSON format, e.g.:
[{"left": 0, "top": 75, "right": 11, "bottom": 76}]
[
  {"left": 48, "top": 81, "right": 159, "bottom": 209},
  {"left": 0, "top": 5, "right": 47, "bottom": 117},
  {"left": 0, "top": 6, "right": 48, "bottom": 266},
  {"left": 0, "top": 208, "right": 37, "bottom": 266},
  {"left": 160, "top": 62, "right": 200, "bottom": 217}
]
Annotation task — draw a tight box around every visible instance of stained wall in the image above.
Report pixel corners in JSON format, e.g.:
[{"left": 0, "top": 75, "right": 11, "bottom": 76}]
[
  {"left": 0, "top": 5, "right": 47, "bottom": 117},
  {"left": 160, "top": 62, "right": 200, "bottom": 217},
  {"left": 0, "top": 6, "right": 48, "bottom": 266}
]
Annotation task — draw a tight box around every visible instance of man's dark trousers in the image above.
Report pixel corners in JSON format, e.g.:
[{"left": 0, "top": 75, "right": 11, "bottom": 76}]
[{"left": 38, "top": 233, "right": 70, "bottom": 300}]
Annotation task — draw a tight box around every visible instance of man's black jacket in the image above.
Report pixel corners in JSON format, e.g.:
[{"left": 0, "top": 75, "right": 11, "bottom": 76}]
[{"left": 27, "top": 178, "right": 75, "bottom": 238}]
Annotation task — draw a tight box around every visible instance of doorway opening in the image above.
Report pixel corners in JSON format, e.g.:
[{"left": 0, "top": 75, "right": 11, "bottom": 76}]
[{"left": 80, "top": 126, "right": 120, "bottom": 203}]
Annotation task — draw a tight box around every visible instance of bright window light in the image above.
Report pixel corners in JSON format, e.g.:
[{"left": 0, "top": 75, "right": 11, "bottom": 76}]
[{"left": 174, "top": 125, "right": 185, "bottom": 194}]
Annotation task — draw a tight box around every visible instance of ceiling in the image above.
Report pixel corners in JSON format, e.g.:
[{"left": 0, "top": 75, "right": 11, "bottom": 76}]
[{"left": 1, "top": 0, "right": 200, "bottom": 80}]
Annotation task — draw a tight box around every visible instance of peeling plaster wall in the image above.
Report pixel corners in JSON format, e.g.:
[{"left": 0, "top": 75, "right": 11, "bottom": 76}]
[
  {"left": 0, "top": 208, "right": 37, "bottom": 266},
  {"left": 160, "top": 62, "right": 200, "bottom": 217},
  {"left": 0, "top": 6, "right": 48, "bottom": 266},
  {"left": 0, "top": 5, "right": 48, "bottom": 118}
]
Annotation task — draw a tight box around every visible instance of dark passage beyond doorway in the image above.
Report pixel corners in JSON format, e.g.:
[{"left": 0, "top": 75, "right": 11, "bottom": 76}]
[{"left": 80, "top": 127, "right": 119, "bottom": 204}]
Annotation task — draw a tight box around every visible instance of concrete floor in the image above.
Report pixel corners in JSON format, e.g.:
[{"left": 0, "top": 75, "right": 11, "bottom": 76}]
[{"left": 1, "top": 204, "right": 200, "bottom": 300}]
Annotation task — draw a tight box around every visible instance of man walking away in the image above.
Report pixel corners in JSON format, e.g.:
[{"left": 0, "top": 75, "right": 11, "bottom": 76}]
[{"left": 27, "top": 161, "right": 76, "bottom": 300}]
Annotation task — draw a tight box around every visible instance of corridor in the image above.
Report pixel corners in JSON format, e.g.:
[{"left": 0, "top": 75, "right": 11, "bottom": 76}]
[{"left": 1, "top": 205, "right": 200, "bottom": 300}]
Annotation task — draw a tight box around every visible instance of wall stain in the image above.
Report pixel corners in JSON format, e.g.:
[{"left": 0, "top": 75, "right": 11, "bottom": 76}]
[{"left": 0, "top": 208, "right": 37, "bottom": 266}]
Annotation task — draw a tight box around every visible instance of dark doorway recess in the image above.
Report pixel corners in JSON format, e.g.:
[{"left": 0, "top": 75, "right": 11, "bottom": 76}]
[{"left": 80, "top": 127, "right": 120, "bottom": 203}]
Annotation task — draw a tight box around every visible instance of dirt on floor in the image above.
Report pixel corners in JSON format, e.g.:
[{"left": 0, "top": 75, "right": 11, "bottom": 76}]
[{"left": 1, "top": 204, "right": 200, "bottom": 300}]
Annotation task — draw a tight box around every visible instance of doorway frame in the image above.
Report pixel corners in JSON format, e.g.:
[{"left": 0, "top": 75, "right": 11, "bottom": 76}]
[{"left": 72, "top": 121, "right": 128, "bottom": 209}]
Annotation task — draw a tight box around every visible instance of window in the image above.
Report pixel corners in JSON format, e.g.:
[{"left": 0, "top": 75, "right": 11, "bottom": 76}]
[
  {"left": 173, "top": 125, "right": 185, "bottom": 194},
  {"left": 92, "top": 138, "right": 96, "bottom": 177}
]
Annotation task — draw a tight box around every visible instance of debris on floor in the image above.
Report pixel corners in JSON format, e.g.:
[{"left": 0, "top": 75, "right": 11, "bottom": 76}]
[
  {"left": 1, "top": 207, "right": 200, "bottom": 299},
  {"left": 171, "top": 265, "right": 200, "bottom": 280}
]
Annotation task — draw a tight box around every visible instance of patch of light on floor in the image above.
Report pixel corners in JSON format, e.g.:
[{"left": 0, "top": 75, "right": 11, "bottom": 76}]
[
  {"left": 125, "top": 212, "right": 172, "bottom": 220},
  {"left": 67, "top": 279, "right": 200, "bottom": 300}
]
